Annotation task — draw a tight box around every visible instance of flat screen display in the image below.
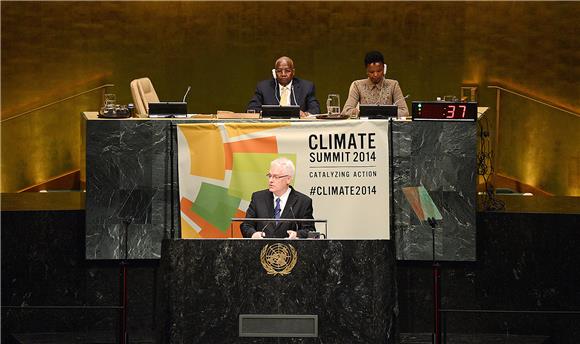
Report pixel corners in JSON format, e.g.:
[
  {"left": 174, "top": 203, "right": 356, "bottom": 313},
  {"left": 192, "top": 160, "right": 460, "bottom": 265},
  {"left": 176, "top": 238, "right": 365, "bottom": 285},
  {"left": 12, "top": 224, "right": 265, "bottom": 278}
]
[
  {"left": 261, "top": 105, "right": 300, "bottom": 119},
  {"left": 359, "top": 105, "right": 398, "bottom": 119}
]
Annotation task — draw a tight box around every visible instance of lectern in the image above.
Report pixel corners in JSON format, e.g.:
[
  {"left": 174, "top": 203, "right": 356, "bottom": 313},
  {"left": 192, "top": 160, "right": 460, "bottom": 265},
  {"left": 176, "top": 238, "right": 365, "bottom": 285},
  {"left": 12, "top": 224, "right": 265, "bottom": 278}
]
[{"left": 157, "top": 239, "right": 397, "bottom": 343}]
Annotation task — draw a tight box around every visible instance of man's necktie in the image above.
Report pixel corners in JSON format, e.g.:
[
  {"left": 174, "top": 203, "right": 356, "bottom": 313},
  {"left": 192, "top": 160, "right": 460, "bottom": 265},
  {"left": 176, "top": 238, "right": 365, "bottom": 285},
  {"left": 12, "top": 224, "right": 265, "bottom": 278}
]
[
  {"left": 274, "top": 198, "right": 281, "bottom": 223},
  {"left": 280, "top": 87, "right": 289, "bottom": 106}
]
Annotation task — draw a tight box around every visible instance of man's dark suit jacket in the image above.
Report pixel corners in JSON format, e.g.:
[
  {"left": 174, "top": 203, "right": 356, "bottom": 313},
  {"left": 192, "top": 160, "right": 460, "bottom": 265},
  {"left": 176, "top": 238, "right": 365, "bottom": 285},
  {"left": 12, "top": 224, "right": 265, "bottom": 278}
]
[
  {"left": 247, "top": 77, "right": 321, "bottom": 114},
  {"left": 241, "top": 187, "right": 315, "bottom": 239}
]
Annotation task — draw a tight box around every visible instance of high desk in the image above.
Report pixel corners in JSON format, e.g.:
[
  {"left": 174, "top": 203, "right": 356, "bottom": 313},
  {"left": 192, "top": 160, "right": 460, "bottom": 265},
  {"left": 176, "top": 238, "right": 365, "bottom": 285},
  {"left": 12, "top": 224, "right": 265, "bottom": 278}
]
[
  {"left": 83, "top": 112, "right": 476, "bottom": 342},
  {"left": 82, "top": 112, "right": 477, "bottom": 262}
]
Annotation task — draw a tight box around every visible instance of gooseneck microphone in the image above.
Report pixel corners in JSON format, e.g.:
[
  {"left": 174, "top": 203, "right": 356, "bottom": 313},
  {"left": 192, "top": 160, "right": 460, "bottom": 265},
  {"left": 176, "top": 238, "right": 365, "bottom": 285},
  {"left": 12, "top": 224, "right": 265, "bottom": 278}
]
[
  {"left": 182, "top": 86, "right": 191, "bottom": 102},
  {"left": 289, "top": 206, "right": 299, "bottom": 233},
  {"left": 290, "top": 86, "right": 298, "bottom": 107},
  {"left": 259, "top": 220, "right": 273, "bottom": 238},
  {"left": 272, "top": 69, "right": 280, "bottom": 105},
  {"left": 393, "top": 94, "right": 410, "bottom": 106}
]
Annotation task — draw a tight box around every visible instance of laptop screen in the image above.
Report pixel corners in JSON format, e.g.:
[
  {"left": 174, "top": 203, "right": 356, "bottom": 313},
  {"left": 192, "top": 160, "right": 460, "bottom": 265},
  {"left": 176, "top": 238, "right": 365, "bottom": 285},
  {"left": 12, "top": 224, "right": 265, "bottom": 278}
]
[
  {"left": 261, "top": 105, "right": 300, "bottom": 119},
  {"left": 148, "top": 102, "right": 187, "bottom": 118},
  {"left": 359, "top": 105, "right": 398, "bottom": 119}
]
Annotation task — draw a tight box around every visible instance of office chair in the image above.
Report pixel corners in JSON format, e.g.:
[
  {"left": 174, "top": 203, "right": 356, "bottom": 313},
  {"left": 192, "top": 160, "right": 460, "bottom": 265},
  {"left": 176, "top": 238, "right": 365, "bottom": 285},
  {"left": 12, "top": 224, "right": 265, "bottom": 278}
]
[{"left": 130, "top": 77, "right": 159, "bottom": 117}]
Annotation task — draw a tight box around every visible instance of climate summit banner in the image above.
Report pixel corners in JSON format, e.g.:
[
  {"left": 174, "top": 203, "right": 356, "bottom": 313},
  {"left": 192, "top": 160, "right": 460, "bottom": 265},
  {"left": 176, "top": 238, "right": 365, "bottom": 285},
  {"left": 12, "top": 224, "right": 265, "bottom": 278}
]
[{"left": 176, "top": 120, "right": 390, "bottom": 239}]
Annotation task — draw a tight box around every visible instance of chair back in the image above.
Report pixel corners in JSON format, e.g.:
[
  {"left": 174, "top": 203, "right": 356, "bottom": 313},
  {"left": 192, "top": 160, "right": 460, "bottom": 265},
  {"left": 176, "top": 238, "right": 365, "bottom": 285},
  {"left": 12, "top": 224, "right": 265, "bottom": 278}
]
[{"left": 130, "top": 77, "right": 159, "bottom": 117}]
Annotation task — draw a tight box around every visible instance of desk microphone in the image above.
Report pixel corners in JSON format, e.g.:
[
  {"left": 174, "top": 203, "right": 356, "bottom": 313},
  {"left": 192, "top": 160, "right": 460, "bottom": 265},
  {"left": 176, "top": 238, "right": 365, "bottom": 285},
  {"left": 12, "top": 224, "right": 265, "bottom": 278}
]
[
  {"left": 290, "top": 86, "right": 298, "bottom": 107},
  {"left": 393, "top": 94, "right": 410, "bottom": 106},
  {"left": 182, "top": 86, "right": 191, "bottom": 102},
  {"left": 272, "top": 69, "right": 280, "bottom": 104}
]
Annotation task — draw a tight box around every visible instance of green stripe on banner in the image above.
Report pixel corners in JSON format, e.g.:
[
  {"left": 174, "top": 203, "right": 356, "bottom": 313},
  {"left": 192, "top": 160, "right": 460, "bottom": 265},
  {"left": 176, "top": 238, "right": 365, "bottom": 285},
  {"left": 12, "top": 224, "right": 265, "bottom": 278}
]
[
  {"left": 192, "top": 182, "right": 241, "bottom": 232},
  {"left": 229, "top": 153, "right": 296, "bottom": 201}
]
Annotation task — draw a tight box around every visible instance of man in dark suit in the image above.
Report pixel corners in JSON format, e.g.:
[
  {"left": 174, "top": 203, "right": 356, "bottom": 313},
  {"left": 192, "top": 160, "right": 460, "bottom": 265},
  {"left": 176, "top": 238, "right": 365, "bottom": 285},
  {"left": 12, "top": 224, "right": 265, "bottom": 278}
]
[
  {"left": 247, "top": 56, "right": 320, "bottom": 117},
  {"left": 241, "top": 157, "right": 315, "bottom": 239}
]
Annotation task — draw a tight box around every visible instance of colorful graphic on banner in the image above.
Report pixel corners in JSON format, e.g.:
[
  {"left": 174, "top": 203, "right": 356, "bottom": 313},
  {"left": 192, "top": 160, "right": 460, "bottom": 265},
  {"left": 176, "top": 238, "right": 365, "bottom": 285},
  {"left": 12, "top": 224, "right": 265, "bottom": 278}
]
[{"left": 177, "top": 121, "right": 390, "bottom": 239}]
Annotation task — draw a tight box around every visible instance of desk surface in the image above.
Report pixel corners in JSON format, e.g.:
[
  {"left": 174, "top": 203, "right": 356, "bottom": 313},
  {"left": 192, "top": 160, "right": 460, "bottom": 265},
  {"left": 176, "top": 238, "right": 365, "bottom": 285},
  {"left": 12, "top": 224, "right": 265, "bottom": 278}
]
[{"left": 82, "top": 111, "right": 417, "bottom": 122}]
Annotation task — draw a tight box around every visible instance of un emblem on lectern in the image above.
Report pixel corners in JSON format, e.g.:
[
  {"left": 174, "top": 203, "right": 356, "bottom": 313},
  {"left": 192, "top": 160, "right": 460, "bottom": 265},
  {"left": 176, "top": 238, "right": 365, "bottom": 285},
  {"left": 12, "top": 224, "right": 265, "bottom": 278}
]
[{"left": 260, "top": 243, "right": 297, "bottom": 275}]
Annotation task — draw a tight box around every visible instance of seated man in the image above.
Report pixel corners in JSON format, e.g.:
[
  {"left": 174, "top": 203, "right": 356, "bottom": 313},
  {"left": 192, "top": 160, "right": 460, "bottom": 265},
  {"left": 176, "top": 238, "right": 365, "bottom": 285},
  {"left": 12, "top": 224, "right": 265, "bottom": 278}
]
[
  {"left": 241, "top": 157, "right": 315, "bottom": 239},
  {"left": 247, "top": 56, "right": 320, "bottom": 117},
  {"left": 341, "top": 51, "right": 409, "bottom": 118}
]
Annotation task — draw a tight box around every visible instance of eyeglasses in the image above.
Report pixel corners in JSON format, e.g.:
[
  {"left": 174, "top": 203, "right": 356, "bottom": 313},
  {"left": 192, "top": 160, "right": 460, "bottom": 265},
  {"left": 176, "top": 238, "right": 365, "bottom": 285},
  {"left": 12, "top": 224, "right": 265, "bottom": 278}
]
[{"left": 266, "top": 173, "right": 289, "bottom": 180}]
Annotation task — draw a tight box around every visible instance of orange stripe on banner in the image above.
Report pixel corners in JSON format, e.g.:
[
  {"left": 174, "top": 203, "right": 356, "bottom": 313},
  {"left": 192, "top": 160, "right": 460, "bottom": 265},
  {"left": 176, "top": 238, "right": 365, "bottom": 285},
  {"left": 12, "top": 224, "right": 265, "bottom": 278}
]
[
  {"left": 180, "top": 198, "right": 227, "bottom": 238},
  {"left": 224, "top": 136, "right": 278, "bottom": 170},
  {"left": 181, "top": 197, "right": 194, "bottom": 211},
  {"left": 199, "top": 224, "right": 230, "bottom": 238},
  {"left": 224, "top": 122, "right": 290, "bottom": 138},
  {"left": 230, "top": 209, "right": 246, "bottom": 238}
]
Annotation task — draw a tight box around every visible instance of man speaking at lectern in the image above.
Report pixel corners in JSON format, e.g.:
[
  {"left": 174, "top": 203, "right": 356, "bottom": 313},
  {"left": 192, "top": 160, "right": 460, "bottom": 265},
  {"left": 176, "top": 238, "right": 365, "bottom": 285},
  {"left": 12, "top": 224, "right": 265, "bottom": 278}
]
[{"left": 241, "top": 157, "right": 315, "bottom": 239}]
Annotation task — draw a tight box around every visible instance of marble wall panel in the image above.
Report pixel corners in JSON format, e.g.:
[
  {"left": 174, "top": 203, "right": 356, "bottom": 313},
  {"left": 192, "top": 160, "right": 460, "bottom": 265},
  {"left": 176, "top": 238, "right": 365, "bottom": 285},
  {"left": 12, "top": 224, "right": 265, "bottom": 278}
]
[{"left": 392, "top": 121, "right": 477, "bottom": 261}]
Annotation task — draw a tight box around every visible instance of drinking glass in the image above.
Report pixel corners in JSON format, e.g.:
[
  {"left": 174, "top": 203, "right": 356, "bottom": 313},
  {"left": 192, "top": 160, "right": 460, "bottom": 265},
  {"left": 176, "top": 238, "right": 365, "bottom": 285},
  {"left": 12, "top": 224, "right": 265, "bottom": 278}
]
[
  {"left": 103, "top": 93, "right": 116, "bottom": 109},
  {"left": 326, "top": 94, "right": 340, "bottom": 116}
]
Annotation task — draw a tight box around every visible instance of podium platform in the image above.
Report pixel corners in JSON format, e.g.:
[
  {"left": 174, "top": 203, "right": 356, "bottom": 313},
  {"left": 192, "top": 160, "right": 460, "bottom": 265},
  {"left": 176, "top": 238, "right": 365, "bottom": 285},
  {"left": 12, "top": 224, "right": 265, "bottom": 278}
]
[{"left": 157, "top": 239, "right": 397, "bottom": 343}]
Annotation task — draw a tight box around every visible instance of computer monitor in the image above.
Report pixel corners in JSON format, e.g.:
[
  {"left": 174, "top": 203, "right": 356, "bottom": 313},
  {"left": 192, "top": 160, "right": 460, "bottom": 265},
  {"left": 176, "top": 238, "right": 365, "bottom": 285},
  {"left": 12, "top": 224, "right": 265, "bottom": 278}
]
[
  {"left": 261, "top": 105, "right": 300, "bottom": 119},
  {"left": 148, "top": 102, "right": 188, "bottom": 118},
  {"left": 359, "top": 105, "right": 398, "bottom": 119}
]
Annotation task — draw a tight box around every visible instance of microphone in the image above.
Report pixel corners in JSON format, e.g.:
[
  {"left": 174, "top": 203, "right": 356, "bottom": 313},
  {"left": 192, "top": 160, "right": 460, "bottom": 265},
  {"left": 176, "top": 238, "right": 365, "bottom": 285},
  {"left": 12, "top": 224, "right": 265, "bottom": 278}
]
[
  {"left": 272, "top": 69, "right": 280, "bottom": 104},
  {"left": 290, "top": 86, "right": 298, "bottom": 107},
  {"left": 290, "top": 206, "right": 321, "bottom": 239},
  {"left": 182, "top": 86, "right": 191, "bottom": 102},
  {"left": 259, "top": 221, "right": 273, "bottom": 238},
  {"left": 393, "top": 94, "right": 410, "bottom": 106},
  {"left": 289, "top": 206, "right": 299, "bottom": 233}
]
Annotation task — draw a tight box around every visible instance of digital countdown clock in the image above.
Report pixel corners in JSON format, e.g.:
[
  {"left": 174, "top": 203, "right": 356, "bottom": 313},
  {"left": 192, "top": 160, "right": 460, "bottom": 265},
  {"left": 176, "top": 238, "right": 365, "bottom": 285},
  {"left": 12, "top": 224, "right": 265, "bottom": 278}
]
[{"left": 412, "top": 101, "right": 478, "bottom": 121}]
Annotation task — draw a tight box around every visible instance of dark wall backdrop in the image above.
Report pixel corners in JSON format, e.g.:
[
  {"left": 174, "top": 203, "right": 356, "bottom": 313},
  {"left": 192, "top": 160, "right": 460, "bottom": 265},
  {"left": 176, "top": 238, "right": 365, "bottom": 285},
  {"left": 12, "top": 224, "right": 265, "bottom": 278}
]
[
  {"left": 2, "top": 2, "right": 580, "bottom": 194},
  {"left": 3, "top": 2, "right": 579, "bottom": 115},
  {"left": 1, "top": 210, "right": 159, "bottom": 342}
]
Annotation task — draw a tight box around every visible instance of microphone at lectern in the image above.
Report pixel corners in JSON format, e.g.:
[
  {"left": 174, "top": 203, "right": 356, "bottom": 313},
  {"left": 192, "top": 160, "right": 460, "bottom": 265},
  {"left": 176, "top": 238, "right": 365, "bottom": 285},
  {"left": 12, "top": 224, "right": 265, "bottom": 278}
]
[
  {"left": 290, "top": 206, "right": 323, "bottom": 239},
  {"left": 289, "top": 206, "right": 299, "bottom": 233},
  {"left": 259, "top": 221, "right": 273, "bottom": 238}
]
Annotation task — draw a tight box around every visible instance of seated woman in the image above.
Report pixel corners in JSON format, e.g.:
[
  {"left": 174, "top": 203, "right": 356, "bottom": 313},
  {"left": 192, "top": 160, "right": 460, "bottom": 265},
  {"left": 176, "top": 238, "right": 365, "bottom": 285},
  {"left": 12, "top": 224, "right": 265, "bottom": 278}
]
[{"left": 342, "top": 51, "right": 409, "bottom": 119}]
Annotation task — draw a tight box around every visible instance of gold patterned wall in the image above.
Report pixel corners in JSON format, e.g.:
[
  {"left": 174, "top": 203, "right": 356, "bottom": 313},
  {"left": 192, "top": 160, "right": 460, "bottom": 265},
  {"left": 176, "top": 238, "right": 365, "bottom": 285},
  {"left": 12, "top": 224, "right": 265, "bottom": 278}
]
[{"left": 2, "top": 2, "right": 579, "bottom": 194}]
